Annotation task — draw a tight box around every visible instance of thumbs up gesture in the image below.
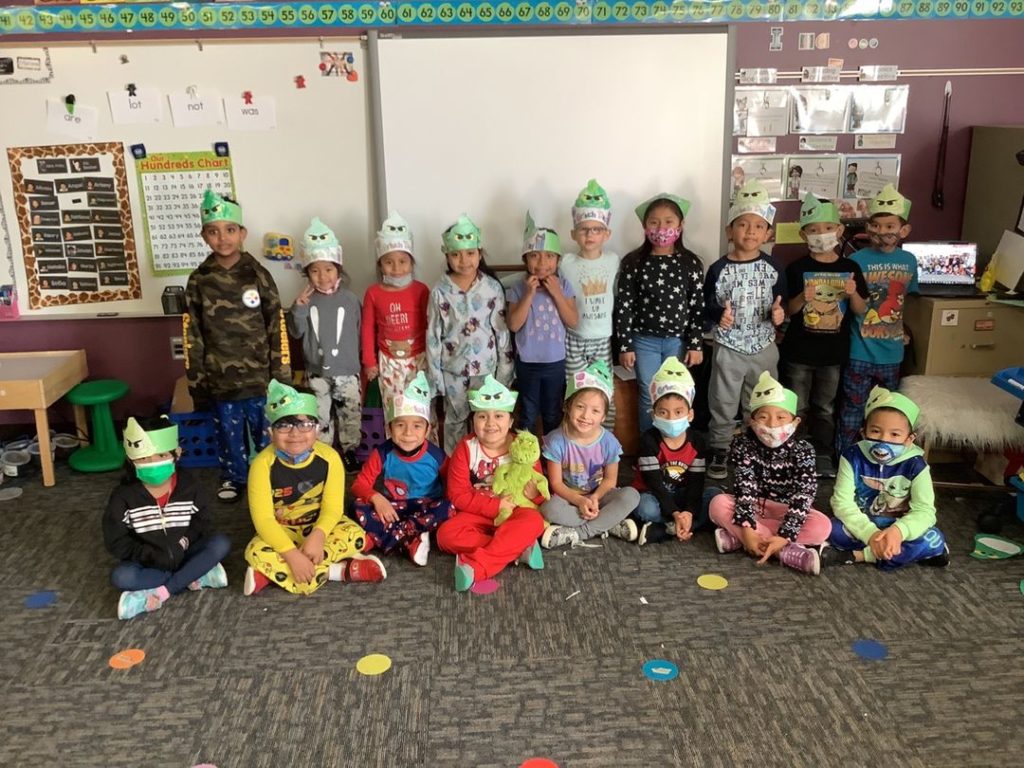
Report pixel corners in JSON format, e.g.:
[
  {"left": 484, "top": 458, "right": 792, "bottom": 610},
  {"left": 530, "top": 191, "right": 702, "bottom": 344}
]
[
  {"left": 719, "top": 299, "right": 735, "bottom": 330},
  {"left": 771, "top": 295, "right": 785, "bottom": 326}
]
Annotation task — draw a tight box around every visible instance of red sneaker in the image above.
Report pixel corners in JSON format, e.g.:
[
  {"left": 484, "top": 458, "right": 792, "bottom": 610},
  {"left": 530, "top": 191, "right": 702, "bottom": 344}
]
[
  {"left": 243, "top": 566, "right": 270, "bottom": 596},
  {"left": 406, "top": 532, "right": 430, "bottom": 567},
  {"left": 343, "top": 554, "right": 387, "bottom": 583}
]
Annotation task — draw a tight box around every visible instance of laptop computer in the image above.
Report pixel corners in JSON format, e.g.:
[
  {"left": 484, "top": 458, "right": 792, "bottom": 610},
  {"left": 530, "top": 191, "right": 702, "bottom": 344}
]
[{"left": 904, "top": 242, "right": 981, "bottom": 297}]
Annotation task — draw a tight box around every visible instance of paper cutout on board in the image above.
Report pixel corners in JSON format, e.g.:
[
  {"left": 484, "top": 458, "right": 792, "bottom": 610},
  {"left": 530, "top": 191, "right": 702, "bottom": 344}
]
[
  {"left": 45, "top": 98, "right": 98, "bottom": 139},
  {"left": 108, "top": 87, "right": 163, "bottom": 125},
  {"left": 224, "top": 96, "right": 277, "bottom": 131},
  {"left": 168, "top": 88, "right": 225, "bottom": 128}
]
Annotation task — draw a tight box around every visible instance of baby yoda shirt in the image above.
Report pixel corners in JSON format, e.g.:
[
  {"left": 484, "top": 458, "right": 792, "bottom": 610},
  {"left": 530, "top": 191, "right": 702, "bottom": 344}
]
[{"left": 542, "top": 427, "right": 623, "bottom": 494}]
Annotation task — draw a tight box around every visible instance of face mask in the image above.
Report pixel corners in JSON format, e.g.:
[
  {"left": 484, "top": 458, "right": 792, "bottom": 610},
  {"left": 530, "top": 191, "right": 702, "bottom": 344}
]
[
  {"left": 806, "top": 232, "right": 840, "bottom": 253},
  {"left": 275, "top": 448, "right": 313, "bottom": 465},
  {"left": 382, "top": 272, "right": 413, "bottom": 288},
  {"left": 135, "top": 458, "right": 175, "bottom": 486},
  {"left": 652, "top": 416, "right": 690, "bottom": 438},
  {"left": 753, "top": 422, "right": 797, "bottom": 449},
  {"left": 869, "top": 231, "right": 900, "bottom": 249},
  {"left": 645, "top": 227, "right": 681, "bottom": 249},
  {"left": 860, "top": 439, "right": 907, "bottom": 465},
  {"left": 314, "top": 279, "right": 340, "bottom": 295}
]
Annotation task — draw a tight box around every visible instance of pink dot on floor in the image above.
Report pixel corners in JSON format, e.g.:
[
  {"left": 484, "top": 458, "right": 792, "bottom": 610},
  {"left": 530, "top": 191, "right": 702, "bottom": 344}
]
[
  {"left": 520, "top": 760, "right": 559, "bottom": 768},
  {"left": 470, "top": 578, "right": 499, "bottom": 595}
]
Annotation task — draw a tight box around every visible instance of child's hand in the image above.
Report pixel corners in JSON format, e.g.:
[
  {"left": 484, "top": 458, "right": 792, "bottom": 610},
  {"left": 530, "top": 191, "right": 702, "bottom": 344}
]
[
  {"left": 771, "top": 296, "right": 785, "bottom": 326},
  {"left": 300, "top": 528, "right": 326, "bottom": 565},
  {"left": 804, "top": 284, "right": 817, "bottom": 302},
  {"left": 844, "top": 276, "right": 858, "bottom": 296},
  {"left": 283, "top": 548, "right": 316, "bottom": 584},
  {"left": 523, "top": 479, "right": 538, "bottom": 500},
  {"left": 740, "top": 527, "right": 761, "bottom": 557},
  {"left": 498, "top": 496, "right": 516, "bottom": 516},
  {"left": 719, "top": 300, "right": 734, "bottom": 330},
  {"left": 757, "top": 535, "right": 789, "bottom": 565},
  {"left": 620, "top": 351, "right": 636, "bottom": 371},
  {"left": 684, "top": 349, "right": 703, "bottom": 368},
  {"left": 879, "top": 526, "right": 904, "bottom": 560},
  {"left": 868, "top": 531, "right": 888, "bottom": 560},
  {"left": 364, "top": 365, "right": 379, "bottom": 381},
  {"left": 575, "top": 495, "right": 599, "bottom": 520},
  {"left": 372, "top": 494, "right": 399, "bottom": 525},
  {"left": 294, "top": 284, "right": 315, "bottom": 307},
  {"left": 525, "top": 275, "right": 541, "bottom": 293},
  {"left": 673, "top": 510, "right": 693, "bottom": 541},
  {"left": 541, "top": 275, "right": 563, "bottom": 297}
]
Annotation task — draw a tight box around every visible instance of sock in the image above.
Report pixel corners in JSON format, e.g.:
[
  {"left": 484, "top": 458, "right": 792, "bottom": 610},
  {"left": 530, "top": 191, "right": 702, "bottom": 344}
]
[
  {"left": 154, "top": 585, "right": 170, "bottom": 602},
  {"left": 328, "top": 563, "right": 345, "bottom": 581}
]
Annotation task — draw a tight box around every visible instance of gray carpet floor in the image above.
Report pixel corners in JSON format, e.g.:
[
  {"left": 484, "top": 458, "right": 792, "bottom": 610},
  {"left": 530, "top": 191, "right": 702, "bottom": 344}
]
[{"left": 0, "top": 462, "right": 1022, "bottom": 768}]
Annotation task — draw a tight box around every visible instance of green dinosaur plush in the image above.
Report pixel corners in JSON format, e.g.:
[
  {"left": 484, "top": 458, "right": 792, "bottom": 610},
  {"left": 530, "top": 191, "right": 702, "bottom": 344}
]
[{"left": 491, "top": 431, "right": 549, "bottom": 526}]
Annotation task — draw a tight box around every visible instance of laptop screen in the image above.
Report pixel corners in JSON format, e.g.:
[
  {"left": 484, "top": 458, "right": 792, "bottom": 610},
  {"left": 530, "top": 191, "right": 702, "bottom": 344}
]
[{"left": 904, "top": 242, "right": 977, "bottom": 286}]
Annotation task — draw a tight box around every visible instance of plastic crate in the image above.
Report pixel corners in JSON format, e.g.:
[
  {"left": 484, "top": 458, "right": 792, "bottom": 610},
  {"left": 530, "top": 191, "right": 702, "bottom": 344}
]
[
  {"left": 356, "top": 407, "right": 386, "bottom": 463},
  {"left": 167, "top": 411, "right": 219, "bottom": 469}
]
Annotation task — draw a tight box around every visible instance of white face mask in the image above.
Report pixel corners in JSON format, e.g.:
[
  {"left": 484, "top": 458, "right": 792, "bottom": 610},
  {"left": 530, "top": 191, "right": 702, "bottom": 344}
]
[
  {"left": 382, "top": 273, "right": 413, "bottom": 288},
  {"left": 753, "top": 422, "right": 797, "bottom": 449},
  {"left": 806, "top": 231, "right": 840, "bottom": 253}
]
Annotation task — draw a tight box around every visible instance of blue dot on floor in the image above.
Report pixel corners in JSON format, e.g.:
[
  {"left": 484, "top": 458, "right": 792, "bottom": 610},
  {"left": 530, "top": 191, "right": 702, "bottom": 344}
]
[
  {"left": 24, "top": 590, "right": 57, "bottom": 609},
  {"left": 851, "top": 638, "right": 888, "bottom": 661},
  {"left": 642, "top": 659, "right": 679, "bottom": 682}
]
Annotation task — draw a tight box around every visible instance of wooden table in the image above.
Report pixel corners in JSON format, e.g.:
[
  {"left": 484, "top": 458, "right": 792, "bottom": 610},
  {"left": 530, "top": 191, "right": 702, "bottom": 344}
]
[{"left": 0, "top": 350, "right": 88, "bottom": 487}]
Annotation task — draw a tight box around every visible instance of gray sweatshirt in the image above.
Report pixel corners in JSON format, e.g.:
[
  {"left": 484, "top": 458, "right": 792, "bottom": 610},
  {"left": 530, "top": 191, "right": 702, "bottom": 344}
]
[{"left": 287, "top": 288, "right": 361, "bottom": 378}]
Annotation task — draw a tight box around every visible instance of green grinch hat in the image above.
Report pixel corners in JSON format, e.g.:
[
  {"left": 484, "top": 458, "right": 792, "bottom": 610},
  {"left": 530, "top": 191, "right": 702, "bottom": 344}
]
[
  {"left": 749, "top": 371, "right": 798, "bottom": 416},
  {"left": 265, "top": 379, "right": 318, "bottom": 424},
  {"left": 635, "top": 192, "right": 691, "bottom": 223},
  {"left": 301, "top": 217, "right": 343, "bottom": 271},
  {"left": 649, "top": 356, "right": 696, "bottom": 408},
  {"left": 566, "top": 359, "right": 614, "bottom": 402},
  {"left": 375, "top": 210, "right": 414, "bottom": 260},
  {"left": 799, "top": 192, "right": 840, "bottom": 227},
  {"left": 864, "top": 386, "right": 920, "bottom": 428},
  {"left": 572, "top": 179, "right": 612, "bottom": 227},
  {"left": 388, "top": 371, "right": 432, "bottom": 423},
  {"left": 868, "top": 183, "right": 911, "bottom": 220},
  {"left": 442, "top": 214, "right": 481, "bottom": 254},
  {"left": 728, "top": 180, "right": 777, "bottom": 225},
  {"left": 123, "top": 416, "right": 179, "bottom": 460},
  {"left": 522, "top": 211, "right": 562, "bottom": 256},
  {"left": 468, "top": 374, "right": 517, "bottom": 413},
  {"left": 969, "top": 533, "right": 1024, "bottom": 560},
  {"left": 200, "top": 188, "right": 242, "bottom": 226}
]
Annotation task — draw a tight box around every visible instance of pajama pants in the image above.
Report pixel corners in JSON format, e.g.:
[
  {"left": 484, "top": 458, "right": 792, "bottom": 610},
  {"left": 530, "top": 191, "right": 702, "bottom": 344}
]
[
  {"left": 440, "top": 373, "right": 488, "bottom": 455},
  {"left": 353, "top": 497, "right": 452, "bottom": 554},
  {"left": 829, "top": 515, "right": 946, "bottom": 571},
  {"left": 437, "top": 506, "right": 544, "bottom": 581},
  {"left": 709, "top": 493, "right": 831, "bottom": 546},
  {"left": 541, "top": 487, "right": 641, "bottom": 540},
  {"left": 244, "top": 518, "right": 367, "bottom": 595},
  {"left": 110, "top": 533, "right": 231, "bottom": 596},
  {"left": 213, "top": 396, "right": 268, "bottom": 486},
  {"left": 515, "top": 359, "right": 566, "bottom": 436},
  {"left": 565, "top": 333, "right": 615, "bottom": 429},
  {"left": 782, "top": 361, "right": 841, "bottom": 458},
  {"left": 708, "top": 343, "right": 780, "bottom": 453},
  {"left": 309, "top": 374, "right": 362, "bottom": 451},
  {"left": 378, "top": 351, "right": 436, "bottom": 439},
  {"left": 836, "top": 359, "right": 901, "bottom": 457}
]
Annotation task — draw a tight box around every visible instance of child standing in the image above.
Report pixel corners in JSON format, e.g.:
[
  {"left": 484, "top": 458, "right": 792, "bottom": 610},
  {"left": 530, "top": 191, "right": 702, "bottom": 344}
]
[
  {"left": 615, "top": 192, "right": 705, "bottom": 434},
  {"left": 287, "top": 217, "right": 362, "bottom": 472},
  {"left": 184, "top": 189, "right": 290, "bottom": 502},
  {"left": 631, "top": 357, "right": 708, "bottom": 545},
  {"left": 351, "top": 372, "right": 450, "bottom": 566},
  {"left": 703, "top": 180, "right": 786, "bottom": 480},
  {"left": 436, "top": 376, "right": 546, "bottom": 592},
  {"left": 709, "top": 372, "right": 830, "bottom": 575},
  {"left": 780, "top": 194, "right": 868, "bottom": 478},
  {"left": 836, "top": 184, "right": 918, "bottom": 456},
  {"left": 243, "top": 380, "right": 386, "bottom": 596},
  {"left": 506, "top": 212, "right": 578, "bottom": 434},
  {"left": 104, "top": 417, "right": 231, "bottom": 620},
  {"left": 539, "top": 360, "right": 641, "bottom": 548},
  {"left": 560, "top": 179, "right": 619, "bottom": 428},
  {"left": 826, "top": 386, "right": 948, "bottom": 569},
  {"left": 427, "top": 215, "right": 514, "bottom": 454}
]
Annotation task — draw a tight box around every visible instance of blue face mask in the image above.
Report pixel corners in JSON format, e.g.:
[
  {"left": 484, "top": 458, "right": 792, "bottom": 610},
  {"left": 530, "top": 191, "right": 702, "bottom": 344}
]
[
  {"left": 653, "top": 416, "right": 690, "bottom": 438},
  {"left": 860, "top": 439, "right": 907, "bottom": 465},
  {"left": 275, "top": 448, "right": 313, "bottom": 465}
]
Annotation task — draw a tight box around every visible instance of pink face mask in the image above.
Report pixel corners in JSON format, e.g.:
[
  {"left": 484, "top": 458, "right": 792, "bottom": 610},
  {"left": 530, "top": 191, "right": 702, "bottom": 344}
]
[
  {"left": 645, "top": 227, "right": 681, "bottom": 249},
  {"left": 753, "top": 422, "right": 797, "bottom": 449}
]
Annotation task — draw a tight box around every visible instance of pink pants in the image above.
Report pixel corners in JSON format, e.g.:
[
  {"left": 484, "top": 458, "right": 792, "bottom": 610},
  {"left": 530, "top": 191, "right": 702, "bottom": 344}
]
[{"left": 709, "top": 494, "right": 831, "bottom": 546}]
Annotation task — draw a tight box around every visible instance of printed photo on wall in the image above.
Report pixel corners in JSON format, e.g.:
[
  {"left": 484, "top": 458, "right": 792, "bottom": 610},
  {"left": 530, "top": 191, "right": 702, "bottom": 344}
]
[
  {"left": 730, "top": 155, "right": 785, "bottom": 201},
  {"left": 849, "top": 85, "right": 909, "bottom": 134},
  {"left": 784, "top": 154, "right": 843, "bottom": 201},
  {"left": 791, "top": 86, "right": 851, "bottom": 135},
  {"left": 839, "top": 155, "right": 901, "bottom": 219},
  {"left": 733, "top": 87, "right": 790, "bottom": 137}
]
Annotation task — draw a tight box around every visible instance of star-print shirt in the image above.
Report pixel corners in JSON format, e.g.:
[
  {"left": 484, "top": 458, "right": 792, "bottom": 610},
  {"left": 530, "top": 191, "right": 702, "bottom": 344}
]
[
  {"left": 614, "top": 248, "right": 706, "bottom": 354},
  {"left": 507, "top": 275, "right": 575, "bottom": 363},
  {"left": 704, "top": 252, "right": 786, "bottom": 356}
]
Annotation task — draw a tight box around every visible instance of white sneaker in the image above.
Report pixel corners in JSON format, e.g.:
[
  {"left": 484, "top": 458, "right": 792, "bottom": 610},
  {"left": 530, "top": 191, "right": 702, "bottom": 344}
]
[
  {"left": 607, "top": 518, "right": 639, "bottom": 542},
  {"left": 408, "top": 531, "right": 430, "bottom": 567},
  {"left": 541, "top": 525, "right": 581, "bottom": 549}
]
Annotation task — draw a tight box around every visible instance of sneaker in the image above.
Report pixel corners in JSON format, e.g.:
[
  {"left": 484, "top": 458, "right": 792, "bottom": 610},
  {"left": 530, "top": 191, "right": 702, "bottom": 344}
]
[
  {"left": 919, "top": 543, "right": 950, "bottom": 568},
  {"left": 606, "top": 518, "right": 638, "bottom": 542},
  {"left": 517, "top": 541, "right": 545, "bottom": 570},
  {"left": 707, "top": 451, "right": 728, "bottom": 481},
  {"left": 188, "top": 563, "right": 228, "bottom": 591},
  {"left": 454, "top": 556, "right": 475, "bottom": 592},
  {"left": 117, "top": 588, "right": 165, "bottom": 620},
  {"left": 342, "top": 450, "right": 362, "bottom": 474},
  {"left": 343, "top": 554, "right": 387, "bottom": 583},
  {"left": 820, "top": 545, "right": 857, "bottom": 568},
  {"left": 638, "top": 521, "right": 671, "bottom": 546},
  {"left": 216, "top": 481, "right": 240, "bottom": 503},
  {"left": 779, "top": 542, "right": 821, "bottom": 575},
  {"left": 816, "top": 454, "right": 837, "bottom": 479},
  {"left": 540, "top": 525, "right": 581, "bottom": 549},
  {"left": 243, "top": 566, "right": 270, "bottom": 596},
  {"left": 407, "top": 532, "right": 430, "bottom": 567},
  {"left": 714, "top": 528, "right": 742, "bottom": 554}
]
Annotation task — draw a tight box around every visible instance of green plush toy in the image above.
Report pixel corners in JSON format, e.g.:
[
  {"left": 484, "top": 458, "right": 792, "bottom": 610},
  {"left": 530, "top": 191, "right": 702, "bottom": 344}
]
[{"left": 491, "top": 431, "right": 550, "bottom": 526}]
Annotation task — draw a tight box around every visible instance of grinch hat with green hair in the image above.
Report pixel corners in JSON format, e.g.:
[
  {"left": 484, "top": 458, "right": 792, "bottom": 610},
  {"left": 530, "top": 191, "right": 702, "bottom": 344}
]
[
  {"left": 468, "top": 375, "right": 517, "bottom": 413},
  {"left": 301, "top": 217, "right": 343, "bottom": 271},
  {"left": 864, "top": 385, "right": 919, "bottom": 428},
  {"left": 728, "top": 180, "right": 776, "bottom": 225},
  {"left": 749, "top": 371, "right": 798, "bottom": 416},
  {"left": 868, "top": 183, "right": 911, "bottom": 220},
  {"left": 522, "top": 211, "right": 562, "bottom": 256},
  {"left": 375, "top": 210, "right": 414, "bottom": 260},
  {"left": 566, "top": 359, "right": 614, "bottom": 402},
  {"left": 649, "top": 356, "right": 696, "bottom": 408},
  {"left": 442, "top": 214, "right": 481, "bottom": 254},
  {"left": 572, "top": 179, "right": 612, "bottom": 227},
  {"left": 264, "top": 379, "right": 318, "bottom": 424},
  {"left": 123, "top": 416, "right": 179, "bottom": 460},
  {"left": 635, "top": 192, "right": 691, "bottom": 223},
  {"left": 799, "top": 192, "right": 840, "bottom": 227},
  {"left": 388, "top": 371, "right": 433, "bottom": 423},
  {"left": 200, "top": 188, "right": 242, "bottom": 226}
]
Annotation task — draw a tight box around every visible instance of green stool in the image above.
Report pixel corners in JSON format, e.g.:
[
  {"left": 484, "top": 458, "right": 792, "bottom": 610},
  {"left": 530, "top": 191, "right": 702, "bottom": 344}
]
[{"left": 66, "top": 379, "right": 130, "bottom": 473}]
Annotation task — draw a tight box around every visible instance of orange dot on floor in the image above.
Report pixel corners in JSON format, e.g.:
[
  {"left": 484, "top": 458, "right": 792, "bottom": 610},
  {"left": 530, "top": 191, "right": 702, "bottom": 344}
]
[
  {"left": 520, "top": 760, "right": 559, "bottom": 768},
  {"left": 108, "top": 648, "right": 146, "bottom": 669}
]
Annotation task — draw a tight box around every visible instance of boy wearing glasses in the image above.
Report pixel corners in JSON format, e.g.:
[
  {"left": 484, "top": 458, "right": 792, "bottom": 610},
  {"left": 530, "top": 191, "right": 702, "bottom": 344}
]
[
  {"left": 560, "top": 179, "right": 620, "bottom": 427},
  {"left": 243, "top": 380, "right": 386, "bottom": 596}
]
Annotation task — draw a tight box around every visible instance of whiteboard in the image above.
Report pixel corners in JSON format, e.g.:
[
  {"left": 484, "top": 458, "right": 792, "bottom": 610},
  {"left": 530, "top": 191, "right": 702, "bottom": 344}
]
[
  {"left": 0, "top": 39, "right": 372, "bottom": 318},
  {"left": 376, "top": 28, "right": 732, "bottom": 288}
]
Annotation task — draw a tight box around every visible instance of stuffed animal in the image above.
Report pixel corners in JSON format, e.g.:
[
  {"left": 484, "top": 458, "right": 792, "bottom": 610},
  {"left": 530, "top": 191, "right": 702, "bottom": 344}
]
[{"left": 491, "top": 431, "right": 549, "bottom": 526}]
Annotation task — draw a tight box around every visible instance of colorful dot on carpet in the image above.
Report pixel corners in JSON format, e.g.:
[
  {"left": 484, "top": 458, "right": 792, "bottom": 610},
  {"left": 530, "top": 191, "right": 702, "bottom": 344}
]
[
  {"left": 642, "top": 659, "right": 680, "bottom": 682},
  {"left": 356, "top": 653, "right": 392, "bottom": 676},
  {"left": 851, "top": 639, "right": 888, "bottom": 661},
  {"left": 24, "top": 590, "right": 57, "bottom": 608},
  {"left": 470, "top": 578, "right": 499, "bottom": 595},
  {"left": 108, "top": 648, "right": 146, "bottom": 670},
  {"left": 520, "top": 759, "right": 559, "bottom": 768},
  {"left": 697, "top": 574, "right": 728, "bottom": 591}
]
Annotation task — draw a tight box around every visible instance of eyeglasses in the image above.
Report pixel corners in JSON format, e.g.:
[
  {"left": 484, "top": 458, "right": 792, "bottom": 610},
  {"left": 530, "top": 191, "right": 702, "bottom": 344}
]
[
  {"left": 271, "top": 421, "right": 319, "bottom": 433},
  {"left": 576, "top": 227, "right": 608, "bottom": 236}
]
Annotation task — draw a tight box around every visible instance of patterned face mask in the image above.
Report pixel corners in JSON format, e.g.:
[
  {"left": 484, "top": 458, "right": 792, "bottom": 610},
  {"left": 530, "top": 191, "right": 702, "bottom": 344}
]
[
  {"left": 806, "top": 232, "right": 840, "bottom": 253},
  {"left": 645, "top": 227, "right": 681, "bottom": 249},
  {"left": 752, "top": 422, "right": 796, "bottom": 449},
  {"left": 869, "top": 231, "right": 900, "bottom": 249}
]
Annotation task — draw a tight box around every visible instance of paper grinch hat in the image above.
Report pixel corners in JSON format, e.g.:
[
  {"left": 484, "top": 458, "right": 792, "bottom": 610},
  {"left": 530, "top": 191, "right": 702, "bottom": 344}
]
[
  {"left": 649, "top": 356, "right": 696, "bottom": 408},
  {"left": 868, "top": 183, "right": 911, "bottom": 220},
  {"left": 388, "top": 371, "right": 432, "bottom": 423},
  {"left": 468, "top": 374, "right": 517, "bottom": 412},
  {"left": 635, "top": 192, "right": 691, "bottom": 223},
  {"left": 572, "top": 179, "right": 612, "bottom": 227},
  {"left": 799, "top": 192, "right": 840, "bottom": 227},
  {"left": 442, "top": 214, "right": 481, "bottom": 254},
  {"left": 969, "top": 533, "right": 1024, "bottom": 560},
  {"left": 749, "top": 371, "right": 798, "bottom": 416},
  {"left": 566, "top": 359, "right": 614, "bottom": 402},
  {"left": 123, "top": 416, "right": 179, "bottom": 460},
  {"left": 522, "top": 211, "right": 562, "bottom": 256},
  {"left": 728, "top": 180, "right": 776, "bottom": 225},
  {"left": 301, "top": 217, "right": 343, "bottom": 270},
  {"left": 264, "top": 379, "right": 318, "bottom": 423},
  {"left": 375, "top": 210, "right": 414, "bottom": 260},
  {"left": 864, "top": 386, "right": 919, "bottom": 428},
  {"left": 200, "top": 189, "right": 242, "bottom": 226}
]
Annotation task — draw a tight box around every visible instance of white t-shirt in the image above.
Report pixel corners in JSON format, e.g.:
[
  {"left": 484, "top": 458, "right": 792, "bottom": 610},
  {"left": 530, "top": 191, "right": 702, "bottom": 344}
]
[{"left": 559, "top": 251, "right": 620, "bottom": 340}]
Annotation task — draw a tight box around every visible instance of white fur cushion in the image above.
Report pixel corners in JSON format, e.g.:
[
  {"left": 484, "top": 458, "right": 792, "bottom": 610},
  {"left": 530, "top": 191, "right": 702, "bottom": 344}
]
[{"left": 899, "top": 375, "right": 1024, "bottom": 451}]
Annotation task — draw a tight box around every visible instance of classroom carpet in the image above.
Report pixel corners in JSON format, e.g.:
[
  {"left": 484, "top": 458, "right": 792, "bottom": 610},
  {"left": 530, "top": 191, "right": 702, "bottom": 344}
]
[{"left": 0, "top": 463, "right": 1022, "bottom": 768}]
